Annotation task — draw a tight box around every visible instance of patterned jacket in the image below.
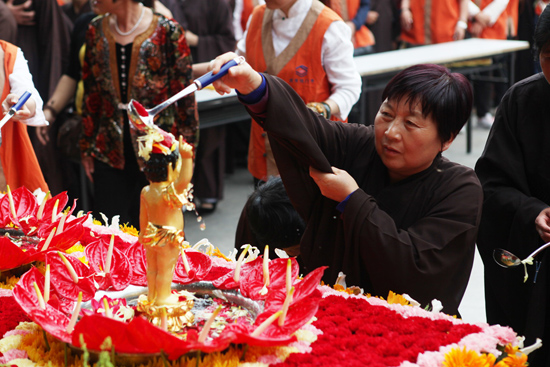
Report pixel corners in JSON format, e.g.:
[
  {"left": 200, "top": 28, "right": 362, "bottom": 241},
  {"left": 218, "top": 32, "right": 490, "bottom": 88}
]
[{"left": 80, "top": 14, "right": 198, "bottom": 170}]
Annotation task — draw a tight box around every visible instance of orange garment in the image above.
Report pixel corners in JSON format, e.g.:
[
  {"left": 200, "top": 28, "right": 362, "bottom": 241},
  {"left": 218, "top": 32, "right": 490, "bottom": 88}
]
[
  {"left": 0, "top": 41, "right": 48, "bottom": 193},
  {"left": 331, "top": 0, "right": 375, "bottom": 48},
  {"left": 241, "top": 0, "right": 256, "bottom": 33},
  {"left": 245, "top": 3, "right": 341, "bottom": 181},
  {"left": 401, "top": 0, "right": 461, "bottom": 45},
  {"left": 506, "top": 0, "right": 519, "bottom": 38},
  {"left": 473, "top": 0, "right": 508, "bottom": 40}
]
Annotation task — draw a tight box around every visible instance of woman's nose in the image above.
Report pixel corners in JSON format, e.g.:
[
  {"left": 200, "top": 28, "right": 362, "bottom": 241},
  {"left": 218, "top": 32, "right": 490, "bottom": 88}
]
[{"left": 384, "top": 120, "right": 402, "bottom": 140}]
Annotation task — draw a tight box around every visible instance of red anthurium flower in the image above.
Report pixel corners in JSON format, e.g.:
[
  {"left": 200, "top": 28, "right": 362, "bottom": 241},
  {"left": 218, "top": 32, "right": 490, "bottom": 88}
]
[
  {"left": 0, "top": 187, "right": 38, "bottom": 228},
  {"left": 81, "top": 221, "right": 139, "bottom": 250},
  {"left": 123, "top": 241, "right": 147, "bottom": 286},
  {"left": 85, "top": 238, "right": 132, "bottom": 291},
  {"left": 45, "top": 252, "right": 97, "bottom": 301},
  {"left": 37, "top": 192, "right": 69, "bottom": 225},
  {"left": 212, "top": 257, "right": 262, "bottom": 290},
  {"left": 239, "top": 257, "right": 300, "bottom": 300},
  {"left": 173, "top": 249, "right": 213, "bottom": 284},
  {"left": 201, "top": 264, "right": 232, "bottom": 282},
  {"left": 255, "top": 290, "right": 322, "bottom": 337},
  {"left": 0, "top": 237, "right": 31, "bottom": 270},
  {"left": 30, "top": 306, "right": 72, "bottom": 343},
  {"left": 36, "top": 199, "right": 78, "bottom": 240},
  {"left": 73, "top": 315, "right": 186, "bottom": 359},
  {"left": 264, "top": 266, "right": 328, "bottom": 313},
  {"left": 12, "top": 266, "right": 75, "bottom": 315},
  {"left": 181, "top": 328, "right": 234, "bottom": 354},
  {"left": 222, "top": 323, "right": 296, "bottom": 347}
]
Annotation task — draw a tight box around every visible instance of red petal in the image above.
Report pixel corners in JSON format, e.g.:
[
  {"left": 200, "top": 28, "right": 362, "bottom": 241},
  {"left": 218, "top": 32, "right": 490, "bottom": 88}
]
[
  {"left": 36, "top": 192, "right": 69, "bottom": 230},
  {"left": 46, "top": 252, "right": 97, "bottom": 301},
  {"left": 182, "top": 329, "right": 234, "bottom": 354},
  {"left": 73, "top": 315, "right": 186, "bottom": 358},
  {"left": 202, "top": 265, "right": 232, "bottom": 282},
  {"left": 0, "top": 237, "right": 30, "bottom": 270},
  {"left": 84, "top": 238, "right": 132, "bottom": 291},
  {"left": 29, "top": 307, "right": 71, "bottom": 343},
  {"left": 240, "top": 257, "right": 299, "bottom": 300},
  {"left": 12, "top": 266, "right": 48, "bottom": 313},
  {"left": 123, "top": 241, "right": 148, "bottom": 286},
  {"left": 256, "top": 291, "right": 321, "bottom": 337},
  {"left": 223, "top": 323, "right": 296, "bottom": 347},
  {"left": 173, "top": 249, "right": 213, "bottom": 284},
  {"left": 0, "top": 187, "right": 38, "bottom": 227},
  {"left": 292, "top": 266, "right": 327, "bottom": 304}
]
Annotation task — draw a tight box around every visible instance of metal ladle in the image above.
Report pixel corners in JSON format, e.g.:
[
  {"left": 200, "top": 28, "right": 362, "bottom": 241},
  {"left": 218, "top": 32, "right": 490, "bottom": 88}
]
[
  {"left": 127, "top": 56, "right": 245, "bottom": 127},
  {"left": 493, "top": 242, "right": 550, "bottom": 282},
  {"left": 493, "top": 241, "right": 550, "bottom": 268}
]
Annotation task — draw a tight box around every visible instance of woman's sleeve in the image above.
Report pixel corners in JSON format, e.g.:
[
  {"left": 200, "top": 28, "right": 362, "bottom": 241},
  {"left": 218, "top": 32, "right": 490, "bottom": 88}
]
[
  {"left": 170, "top": 22, "right": 198, "bottom": 147},
  {"left": 342, "top": 170, "right": 482, "bottom": 312}
]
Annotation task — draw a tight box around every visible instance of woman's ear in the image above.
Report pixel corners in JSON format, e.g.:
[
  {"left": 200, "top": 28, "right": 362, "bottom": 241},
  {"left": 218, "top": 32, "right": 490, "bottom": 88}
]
[{"left": 441, "top": 135, "right": 455, "bottom": 152}]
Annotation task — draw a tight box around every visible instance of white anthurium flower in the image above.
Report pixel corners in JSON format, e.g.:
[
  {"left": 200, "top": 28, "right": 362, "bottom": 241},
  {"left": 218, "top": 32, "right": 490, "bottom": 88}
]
[
  {"left": 193, "top": 238, "right": 215, "bottom": 254},
  {"left": 402, "top": 294, "right": 421, "bottom": 307},
  {"left": 99, "top": 213, "right": 120, "bottom": 229},
  {"left": 274, "top": 248, "right": 289, "bottom": 259},
  {"left": 33, "top": 188, "right": 47, "bottom": 204},
  {"left": 335, "top": 272, "right": 347, "bottom": 288},
  {"left": 226, "top": 248, "right": 238, "bottom": 262},
  {"left": 245, "top": 245, "right": 260, "bottom": 262},
  {"left": 430, "top": 299, "right": 443, "bottom": 313},
  {"left": 521, "top": 338, "right": 543, "bottom": 355}
]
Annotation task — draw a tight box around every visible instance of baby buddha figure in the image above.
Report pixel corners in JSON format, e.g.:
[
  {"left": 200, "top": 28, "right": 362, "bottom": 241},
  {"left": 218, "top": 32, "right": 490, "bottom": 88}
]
[{"left": 128, "top": 102, "right": 195, "bottom": 331}]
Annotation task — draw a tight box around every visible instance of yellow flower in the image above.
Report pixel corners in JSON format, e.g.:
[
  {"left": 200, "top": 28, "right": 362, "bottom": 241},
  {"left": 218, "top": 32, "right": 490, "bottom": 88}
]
[
  {"left": 120, "top": 223, "right": 139, "bottom": 237},
  {"left": 504, "top": 344, "right": 520, "bottom": 356},
  {"left": 497, "top": 353, "right": 528, "bottom": 367},
  {"left": 387, "top": 291, "right": 410, "bottom": 306},
  {"left": 0, "top": 275, "right": 20, "bottom": 289},
  {"left": 66, "top": 243, "right": 85, "bottom": 254},
  {"left": 92, "top": 218, "right": 103, "bottom": 226},
  {"left": 443, "top": 347, "right": 496, "bottom": 367},
  {"left": 212, "top": 247, "right": 232, "bottom": 262}
]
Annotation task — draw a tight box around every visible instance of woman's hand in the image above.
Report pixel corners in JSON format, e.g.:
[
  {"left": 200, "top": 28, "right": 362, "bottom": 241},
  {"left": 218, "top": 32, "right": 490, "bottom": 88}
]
[
  {"left": 36, "top": 126, "right": 50, "bottom": 145},
  {"left": 81, "top": 155, "right": 94, "bottom": 183},
  {"left": 400, "top": 8, "right": 413, "bottom": 31},
  {"left": 210, "top": 52, "right": 263, "bottom": 96},
  {"left": 535, "top": 207, "right": 550, "bottom": 242},
  {"left": 2, "top": 93, "right": 34, "bottom": 121},
  {"left": 309, "top": 166, "right": 359, "bottom": 203}
]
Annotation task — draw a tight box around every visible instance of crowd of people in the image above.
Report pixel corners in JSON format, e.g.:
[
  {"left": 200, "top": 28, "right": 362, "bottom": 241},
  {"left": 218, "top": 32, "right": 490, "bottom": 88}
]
[{"left": 0, "top": 0, "right": 549, "bottom": 364}]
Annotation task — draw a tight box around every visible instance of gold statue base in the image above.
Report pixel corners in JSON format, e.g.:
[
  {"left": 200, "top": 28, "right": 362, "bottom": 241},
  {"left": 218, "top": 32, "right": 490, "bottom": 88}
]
[{"left": 136, "top": 291, "right": 195, "bottom": 333}]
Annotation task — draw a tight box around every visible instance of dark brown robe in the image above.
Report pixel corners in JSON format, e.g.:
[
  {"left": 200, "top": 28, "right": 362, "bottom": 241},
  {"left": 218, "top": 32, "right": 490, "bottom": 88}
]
[
  {"left": 475, "top": 72, "right": 550, "bottom": 365},
  {"left": 246, "top": 75, "right": 482, "bottom": 316}
]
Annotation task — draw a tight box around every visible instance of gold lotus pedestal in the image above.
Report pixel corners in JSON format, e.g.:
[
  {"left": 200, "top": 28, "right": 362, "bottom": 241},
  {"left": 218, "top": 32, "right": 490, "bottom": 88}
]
[{"left": 136, "top": 291, "right": 195, "bottom": 333}]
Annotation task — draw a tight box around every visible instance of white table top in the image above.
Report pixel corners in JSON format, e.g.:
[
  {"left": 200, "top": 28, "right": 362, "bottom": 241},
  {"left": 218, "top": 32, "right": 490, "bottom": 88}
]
[
  {"left": 196, "top": 88, "right": 237, "bottom": 104},
  {"left": 354, "top": 38, "right": 530, "bottom": 77}
]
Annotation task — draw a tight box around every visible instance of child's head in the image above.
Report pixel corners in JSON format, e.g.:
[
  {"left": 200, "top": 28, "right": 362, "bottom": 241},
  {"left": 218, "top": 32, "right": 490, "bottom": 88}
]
[{"left": 143, "top": 149, "right": 180, "bottom": 183}]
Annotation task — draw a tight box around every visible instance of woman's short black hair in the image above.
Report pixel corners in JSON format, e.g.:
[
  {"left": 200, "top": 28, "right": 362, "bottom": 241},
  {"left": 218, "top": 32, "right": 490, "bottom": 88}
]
[
  {"left": 143, "top": 149, "right": 180, "bottom": 182},
  {"left": 382, "top": 64, "right": 473, "bottom": 144},
  {"left": 534, "top": 6, "right": 550, "bottom": 58},
  {"left": 247, "top": 177, "right": 305, "bottom": 249}
]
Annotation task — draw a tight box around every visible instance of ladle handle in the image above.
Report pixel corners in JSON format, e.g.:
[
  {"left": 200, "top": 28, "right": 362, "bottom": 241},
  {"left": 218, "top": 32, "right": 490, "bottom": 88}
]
[
  {"left": 527, "top": 241, "right": 550, "bottom": 259},
  {"left": 12, "top": 91, "right": 31, "bottom": 112},
  {"left": 195, "top": 56, "right": 245, "bottom": 89}
]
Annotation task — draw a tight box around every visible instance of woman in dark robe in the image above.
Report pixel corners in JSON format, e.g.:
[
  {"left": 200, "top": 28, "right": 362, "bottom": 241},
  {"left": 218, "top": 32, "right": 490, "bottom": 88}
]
[
  {"left": 474, "top": 5, "right": 550, "bottom": 365},
  {"left": 211, "top": 53, "right": 481, "bottom": 317}
]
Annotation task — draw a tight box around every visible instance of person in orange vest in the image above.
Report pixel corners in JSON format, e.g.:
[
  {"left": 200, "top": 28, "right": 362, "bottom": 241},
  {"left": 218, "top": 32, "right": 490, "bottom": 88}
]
[
  {"left": 323, "top": 0, "right": 375, "bottom": 56},
  {"left": 237, "top": 0, "right": 362, "bottom": 183},
  {"left": 0, "top": 40, "right": 48, "bottom": 193},
  {"left": 233, "top": 0, "right": 265, "bottom": 41},
  {"left": 400, "top": 0, "right": 469, "bottom": 46},
  {"left": 468, "top": 0, "right": 510, "bottom": 129}
]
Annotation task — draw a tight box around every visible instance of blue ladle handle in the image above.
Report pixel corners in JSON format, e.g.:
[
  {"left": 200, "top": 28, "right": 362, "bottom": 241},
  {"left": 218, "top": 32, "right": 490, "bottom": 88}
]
[
  {"left": 195, "top": 56, "right": 245, "bottom": 89},
  {"left": 12, "top": 91, "right": 32, "bottom": 112}
]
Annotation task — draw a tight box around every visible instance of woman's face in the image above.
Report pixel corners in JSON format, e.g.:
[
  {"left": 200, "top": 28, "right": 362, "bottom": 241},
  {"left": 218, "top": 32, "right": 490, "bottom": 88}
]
[
  {"left": 374, "top": 97, "right": 452, "bottom": 183},
  {"left": 540, "top": 44, "right": 550, "bottom": 84}
]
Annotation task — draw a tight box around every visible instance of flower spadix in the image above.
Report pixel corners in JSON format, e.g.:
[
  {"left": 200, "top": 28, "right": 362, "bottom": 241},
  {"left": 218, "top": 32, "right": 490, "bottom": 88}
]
[
  {"left": 44, "top": 264, "right": 51, "bottom": 303},
  {"left": 181, "top": 247, "right": 191, "bottom": 275},
  {"left": 278, "top": 286, "right": 295, "bottom": 326},
  {"left": 252, "top": 310, "right": 283, "bottom": 337},
  {"left": 259, "top": 245, "right": 270, "bottom": 296},
  {"left": 104, "top": 234, "right": 114, "bottom": 274},
  {"left": 33, "top": 281, "right": 45, "bottom": 309},
  {"left": 41, "top": 227, "right": 57, "bottom": 252},
  {"left": 198, "top": 305, "right": 222, "bottom": 343},
  {"left": 66, "top": 291, "right": 83, "bottom": 333},
  {"left": 37, "top": 191, "right": 50, "bottom": 220},
  {"left": 234, "top": 244, "right": 250, "bottom": 283},
  {"left": 58, "top": 251, "right": 79, "bottom": 283},
  {"left": 52, "top": 199, "right": 60, "bottom": 223},
  {"left": 7, "top": 185, "right": 16, "bottom": 218}
]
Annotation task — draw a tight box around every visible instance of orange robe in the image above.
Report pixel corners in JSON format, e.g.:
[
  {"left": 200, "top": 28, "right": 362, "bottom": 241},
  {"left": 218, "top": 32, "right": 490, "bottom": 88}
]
[
  {"left": 245, "top": 2, "right": 341, "bottom": 181},
  {"left": 472, "top": 0, "right": 508, "bottom": 40},
  {"left": 401, "top": 0, "right": 461, "bottom": 45},
  {"left": 0, "top": 41, "right": 48, "bottom": 193},
  {"left": 331, "top": 0, "right": 375, "bottom": 48}
]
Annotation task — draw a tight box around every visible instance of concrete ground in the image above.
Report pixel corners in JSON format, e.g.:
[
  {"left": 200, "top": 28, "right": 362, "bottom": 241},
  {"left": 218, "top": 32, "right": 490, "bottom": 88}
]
[{"left": 183, "top": 121, "right": 491, "bottom": 323}]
